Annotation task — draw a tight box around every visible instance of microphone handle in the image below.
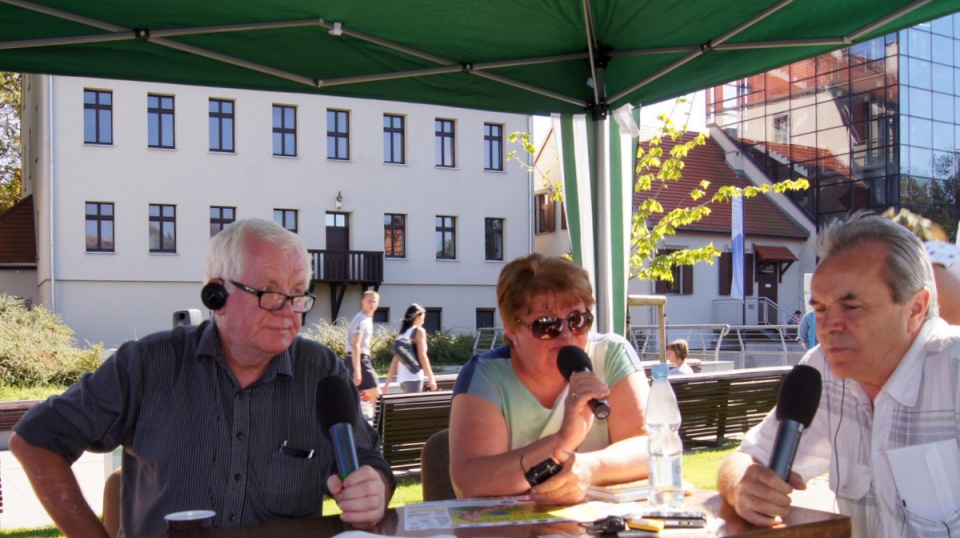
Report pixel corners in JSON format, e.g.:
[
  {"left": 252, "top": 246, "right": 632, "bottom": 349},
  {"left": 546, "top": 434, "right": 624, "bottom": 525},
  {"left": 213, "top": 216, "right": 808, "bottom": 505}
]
[
  {"left": 589, "top": 398, "right": 611, "bottom": 419},
  {"left": 769, "top": 419, "right": 803, "bottom": 481},
  {"left": 329, "top": 422, "right": 360, "bottom": 479}
]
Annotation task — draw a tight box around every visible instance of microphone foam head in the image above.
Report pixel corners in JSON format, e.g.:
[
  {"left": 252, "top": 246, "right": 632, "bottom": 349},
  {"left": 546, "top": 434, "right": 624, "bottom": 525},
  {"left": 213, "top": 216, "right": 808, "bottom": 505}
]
[
  {"left": 317, "top": 376, "right": 359, "bottom": 430},
  {"left": 557, "top": 345, "right": 592, "bottom": 381},
  {"left": 775, "top": 364, "right": 822, "bottom": 427}
]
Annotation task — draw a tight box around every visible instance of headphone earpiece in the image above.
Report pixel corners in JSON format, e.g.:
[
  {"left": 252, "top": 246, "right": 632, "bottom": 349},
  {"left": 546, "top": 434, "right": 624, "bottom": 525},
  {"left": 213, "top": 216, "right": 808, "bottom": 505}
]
[{"left": 201, "top": 281, "right": 229, "bottom": 310}]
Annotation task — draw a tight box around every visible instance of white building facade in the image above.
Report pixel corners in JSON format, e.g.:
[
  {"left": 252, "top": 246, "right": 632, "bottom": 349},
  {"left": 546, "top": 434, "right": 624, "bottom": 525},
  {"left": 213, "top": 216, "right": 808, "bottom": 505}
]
[{"left": 19, "top": 75, "right": 532, "bottom": 348}]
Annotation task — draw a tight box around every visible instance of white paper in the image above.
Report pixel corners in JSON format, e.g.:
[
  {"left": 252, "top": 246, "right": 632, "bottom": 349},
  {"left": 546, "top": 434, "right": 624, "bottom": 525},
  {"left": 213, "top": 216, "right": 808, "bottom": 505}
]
[{"left": 886, "top": 439, "right": 960, "bottom": 521}]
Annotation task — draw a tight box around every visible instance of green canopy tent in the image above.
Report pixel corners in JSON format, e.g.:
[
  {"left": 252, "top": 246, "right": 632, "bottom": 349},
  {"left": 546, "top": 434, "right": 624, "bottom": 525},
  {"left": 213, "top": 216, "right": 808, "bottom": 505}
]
[{"left": 2, "top": 0, "right": 959, "bottom": 333}]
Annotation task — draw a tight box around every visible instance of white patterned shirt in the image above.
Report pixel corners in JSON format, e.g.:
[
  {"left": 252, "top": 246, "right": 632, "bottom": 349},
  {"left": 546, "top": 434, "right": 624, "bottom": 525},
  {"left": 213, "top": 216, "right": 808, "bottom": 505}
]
[{"left": 739, "top": 318, "right": 960, "bottom": 537}]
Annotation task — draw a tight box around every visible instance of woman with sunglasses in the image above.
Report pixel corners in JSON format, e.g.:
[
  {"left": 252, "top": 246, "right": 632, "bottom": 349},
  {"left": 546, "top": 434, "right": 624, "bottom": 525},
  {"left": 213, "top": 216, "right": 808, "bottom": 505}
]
[
  {"left": 382, "top": 304, "right": 438, "bottom": 394},
  {"left": 449, "top": 254, "right": 650, "bottom": 505}
]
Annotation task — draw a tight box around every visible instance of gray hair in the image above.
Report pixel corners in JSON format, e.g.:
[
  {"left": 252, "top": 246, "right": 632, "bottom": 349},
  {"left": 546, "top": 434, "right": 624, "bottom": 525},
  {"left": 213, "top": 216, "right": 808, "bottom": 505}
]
[
  {"left": 816, "top": 212, "right": 938, "bottom": 320},
  {"left": 203, "top": 218, "right": 310, "bottom": 285}
]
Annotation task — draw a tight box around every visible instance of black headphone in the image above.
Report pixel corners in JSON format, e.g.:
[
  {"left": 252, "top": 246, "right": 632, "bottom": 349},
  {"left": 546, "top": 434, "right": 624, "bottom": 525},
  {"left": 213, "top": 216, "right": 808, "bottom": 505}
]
[{"left": 201, "top": 281, "right": 229, "bottom": 310}]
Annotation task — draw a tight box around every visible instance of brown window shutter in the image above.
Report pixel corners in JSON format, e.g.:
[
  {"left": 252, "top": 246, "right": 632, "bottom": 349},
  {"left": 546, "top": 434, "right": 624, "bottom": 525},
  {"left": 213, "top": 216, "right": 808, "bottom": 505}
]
[
  {"left": 744, "top": 253, "right": 754, "bottom": 296},
  {"left": 546, "top": 201, "right": 556, "bottom": 233},
  {"left": 719, "top": 252, "right": 731, "bottom": 295},
  {"left": 682, "top": 265, "right": 693, "bottom": 295}
]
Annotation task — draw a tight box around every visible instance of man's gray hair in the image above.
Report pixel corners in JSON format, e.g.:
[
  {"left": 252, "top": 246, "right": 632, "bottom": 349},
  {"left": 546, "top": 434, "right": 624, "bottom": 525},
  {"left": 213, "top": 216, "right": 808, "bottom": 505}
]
[
  {"left": 203, "top": 218, "right": 310, "bottom": 285},
  {"left": 816, "top": 212, "right": 938, "bottom": 320}
]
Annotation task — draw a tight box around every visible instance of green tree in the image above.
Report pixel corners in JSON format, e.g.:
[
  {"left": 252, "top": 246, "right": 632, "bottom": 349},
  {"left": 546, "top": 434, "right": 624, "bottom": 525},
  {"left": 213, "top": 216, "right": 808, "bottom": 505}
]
[{"left": 0, "top": 72, "right": 22, "bottom": 214}]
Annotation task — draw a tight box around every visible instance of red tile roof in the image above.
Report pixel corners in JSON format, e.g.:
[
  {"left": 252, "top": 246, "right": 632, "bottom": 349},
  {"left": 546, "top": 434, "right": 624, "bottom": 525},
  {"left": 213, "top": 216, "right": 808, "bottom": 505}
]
[
  {"left": 635, "top": 133, "right": 809, "bottom": 239},
  {"left": 0, "top": 195, "right": 37, "bottom": 264}
]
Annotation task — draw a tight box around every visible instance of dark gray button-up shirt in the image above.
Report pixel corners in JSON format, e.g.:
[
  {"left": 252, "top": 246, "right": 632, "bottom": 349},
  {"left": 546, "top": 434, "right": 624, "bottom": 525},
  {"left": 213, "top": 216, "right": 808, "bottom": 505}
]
[{"left": 15, "top": 321, "right": 395, "bottom": 537}]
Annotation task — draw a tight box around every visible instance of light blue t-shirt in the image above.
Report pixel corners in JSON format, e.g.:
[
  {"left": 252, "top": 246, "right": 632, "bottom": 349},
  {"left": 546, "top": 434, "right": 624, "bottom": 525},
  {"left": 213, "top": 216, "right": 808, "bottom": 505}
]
[{"left": 453, "top": 333, "right": 645, "bottom": 452}]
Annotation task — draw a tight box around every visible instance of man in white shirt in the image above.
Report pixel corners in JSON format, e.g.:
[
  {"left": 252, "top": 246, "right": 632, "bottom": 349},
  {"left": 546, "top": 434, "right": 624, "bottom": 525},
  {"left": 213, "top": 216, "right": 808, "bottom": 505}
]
[{"left": 717, "top": 213, "right": 960, "bottom": 537}]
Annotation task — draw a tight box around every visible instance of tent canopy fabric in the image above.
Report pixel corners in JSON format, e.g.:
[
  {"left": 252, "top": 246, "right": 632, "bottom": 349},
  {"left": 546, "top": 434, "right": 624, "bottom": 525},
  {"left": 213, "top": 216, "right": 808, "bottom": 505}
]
[{"left": 1, "top": 0, "right": 958, "bottom": 116}]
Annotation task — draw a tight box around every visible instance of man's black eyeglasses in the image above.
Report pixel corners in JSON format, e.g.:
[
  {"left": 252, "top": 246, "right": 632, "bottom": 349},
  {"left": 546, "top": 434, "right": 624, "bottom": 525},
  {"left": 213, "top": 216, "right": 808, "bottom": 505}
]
[
  {"left": 515, "top": 310, "right": 594, "bottom": 340},
  {"left": 230, "top": 281, "right": 316, "bottom": 313}
]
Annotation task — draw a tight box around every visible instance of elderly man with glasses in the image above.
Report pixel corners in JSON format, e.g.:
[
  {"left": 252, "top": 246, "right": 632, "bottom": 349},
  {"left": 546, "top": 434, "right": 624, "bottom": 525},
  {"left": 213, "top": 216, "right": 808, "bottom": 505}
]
[
  {"left": 450, "top": 253, "right": 651, "bottom": 505},
  {"left": 11, "top": 218, "right": 395, "bottom": 538}
]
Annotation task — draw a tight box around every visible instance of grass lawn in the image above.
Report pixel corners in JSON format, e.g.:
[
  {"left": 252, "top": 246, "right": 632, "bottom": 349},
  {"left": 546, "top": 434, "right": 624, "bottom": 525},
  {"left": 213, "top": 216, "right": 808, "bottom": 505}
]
[{"left": 0, "top": 443, "right": 737, "bottom": 537}]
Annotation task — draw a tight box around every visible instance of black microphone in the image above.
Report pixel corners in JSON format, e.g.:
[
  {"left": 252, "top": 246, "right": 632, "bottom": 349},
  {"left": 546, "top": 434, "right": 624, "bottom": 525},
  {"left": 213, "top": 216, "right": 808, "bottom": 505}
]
[
  {"left": 557, "top": 345, "right": 611, "bottom": 419},
  {"left": 318, "top": 376, "right": 360, "bottom": 479},
  {"left": 768, "top": 364, "right": 822, "bottom": 481}
]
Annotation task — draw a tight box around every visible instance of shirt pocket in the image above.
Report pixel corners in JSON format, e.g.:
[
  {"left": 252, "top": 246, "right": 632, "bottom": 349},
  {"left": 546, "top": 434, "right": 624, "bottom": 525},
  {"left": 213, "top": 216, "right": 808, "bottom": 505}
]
[
  {"left": 830, "top": 458, "right": 870, "bottom": 502},
  {"left": 265, "top": 451, "right": 322, "bottom": 518},
  {"left": 896, "top": 504, "right": 960, "bottom": 537}
]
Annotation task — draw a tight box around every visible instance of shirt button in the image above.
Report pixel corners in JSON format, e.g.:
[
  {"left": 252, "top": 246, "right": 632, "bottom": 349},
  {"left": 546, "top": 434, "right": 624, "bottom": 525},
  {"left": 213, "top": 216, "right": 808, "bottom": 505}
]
[
  {"left": 229, "top": 514, "right": 236, "bottom": 522},
  {"left": 236, "top": 431, "right": 243, "bottom": 440},
  {"left": 234, "top": 473, "right": 241, "bottom": 482}
]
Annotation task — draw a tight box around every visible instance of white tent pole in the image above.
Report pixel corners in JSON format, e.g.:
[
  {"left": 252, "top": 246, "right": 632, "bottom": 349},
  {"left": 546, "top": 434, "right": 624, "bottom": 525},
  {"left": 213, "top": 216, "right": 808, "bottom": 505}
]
[{"left": 594, "top": 116, "right": 614, "bottom": 334}]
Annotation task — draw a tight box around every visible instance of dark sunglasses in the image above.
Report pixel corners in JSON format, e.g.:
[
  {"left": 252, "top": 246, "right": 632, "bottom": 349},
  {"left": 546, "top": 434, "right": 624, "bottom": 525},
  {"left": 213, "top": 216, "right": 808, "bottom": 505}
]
[{"left": 515, "top": 310, "right": 594, "bottom": 340}]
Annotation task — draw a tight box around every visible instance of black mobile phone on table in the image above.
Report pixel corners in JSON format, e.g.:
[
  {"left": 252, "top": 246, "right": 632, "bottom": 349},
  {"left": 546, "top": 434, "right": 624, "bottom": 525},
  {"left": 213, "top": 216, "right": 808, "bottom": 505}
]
[{"left": 636, "top": 509, "right": 708, "bottom": 528}]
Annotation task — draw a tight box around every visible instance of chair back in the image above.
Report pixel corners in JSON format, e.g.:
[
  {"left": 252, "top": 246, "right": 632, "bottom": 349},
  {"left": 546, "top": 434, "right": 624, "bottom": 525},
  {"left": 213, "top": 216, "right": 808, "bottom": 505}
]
[
  {"left": 103, "top": 467, "right": 122, "bottom": 538},
  {"left": 420, "top": 429, "right": 456, "bottom": 501}
]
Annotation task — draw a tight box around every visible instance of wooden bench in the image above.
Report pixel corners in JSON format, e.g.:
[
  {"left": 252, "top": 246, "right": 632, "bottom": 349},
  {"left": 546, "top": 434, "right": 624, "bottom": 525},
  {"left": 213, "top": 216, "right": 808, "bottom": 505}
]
[
  {"left": 670, "top": 366, "right": 790, "bottom": 447},
  {"left": 434, "top": 373, "right": 458, "bottom": 391},
  {"left": 0, "top": 400, "right": 42, "bottom": 514},
  {"left": 374, "top": 391, "right": 453, "bottom": 471}
]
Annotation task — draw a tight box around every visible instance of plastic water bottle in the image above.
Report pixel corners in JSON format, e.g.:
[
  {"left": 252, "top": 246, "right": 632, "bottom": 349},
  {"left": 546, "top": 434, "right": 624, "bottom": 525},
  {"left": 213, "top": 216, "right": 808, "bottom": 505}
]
[{"left": 647, "top": 363, "right": 684, "bottom": 508}]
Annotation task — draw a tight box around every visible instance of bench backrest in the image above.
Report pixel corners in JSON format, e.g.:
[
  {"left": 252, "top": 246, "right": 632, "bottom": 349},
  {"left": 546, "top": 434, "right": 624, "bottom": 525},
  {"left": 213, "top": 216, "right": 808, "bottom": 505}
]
[{"left": 375, "top": 391, "right": 453, "bottom": 470}]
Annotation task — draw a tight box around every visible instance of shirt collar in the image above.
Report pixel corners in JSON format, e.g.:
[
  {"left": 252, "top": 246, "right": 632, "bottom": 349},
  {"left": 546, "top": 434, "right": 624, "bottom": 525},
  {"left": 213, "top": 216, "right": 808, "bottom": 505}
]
[
  {"left": 881, "top": 318, "right": 942, "bottom": 407},
  {"left": 195, "top": 320, "right": 294, "bottom": 384}
]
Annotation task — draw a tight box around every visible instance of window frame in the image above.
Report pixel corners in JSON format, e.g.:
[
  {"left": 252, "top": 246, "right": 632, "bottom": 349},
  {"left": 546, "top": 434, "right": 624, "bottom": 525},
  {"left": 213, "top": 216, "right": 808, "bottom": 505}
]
[
  {"left": 209, "top": 206, "right": 236, "bottom": 237},
  {"left": 85, "top": 201, "right": 115, "bottom": 252},
  {"left": 435, "top": 118, "right": 456, "bottom": 167},
  {"left": 83, "top": 89, "right": 113, "bottom": 145},
  {"left": 148, "top": 203, "right": 177, "bottom": 253},
  {"left": 147, "top": 94, "right": 175, "bottom": 149},
  {"left": 484, "top": 217, "right": 504, "bottom": 261},
  {"left": 327, "top": 109, "right": 350, "bottom": 160},
  {"left": 383, "top": 114, "right": 406, "bottom": 164},
  {"left": 435, "top": 215, "right": 457, "bottom": 260},
  {"left": 274, "top": 208, "right": 299, "bottom": 234},
  {"left": 209, "top": 98, "right": 235, "bottom": 153},
  {"left": 535, "top": 193, "right": 556, "bottom": 234},
  {"left": 484, "top": 123, "right": 504, "bottom": 171},
  {"left": 273, "top": 104, "right": 298, "bottom": 157},
  {"left": 384, "top": 213, "right": 406, "bottom": 258}
]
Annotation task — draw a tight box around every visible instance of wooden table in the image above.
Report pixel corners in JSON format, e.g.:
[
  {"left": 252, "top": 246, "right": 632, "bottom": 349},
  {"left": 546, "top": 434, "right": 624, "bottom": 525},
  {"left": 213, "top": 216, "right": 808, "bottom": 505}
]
[{"left": 140, "top": 491, "right": 850, "bottom": 537}]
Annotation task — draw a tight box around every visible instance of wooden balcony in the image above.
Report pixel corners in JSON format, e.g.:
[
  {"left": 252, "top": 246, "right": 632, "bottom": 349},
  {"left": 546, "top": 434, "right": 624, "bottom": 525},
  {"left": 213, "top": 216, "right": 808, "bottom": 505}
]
[
  {"left": 308, "top": 250, "right": 383, "bottom": 320},
  {"left": 309, "top": 249, "right": 383, "bottom": 285}
]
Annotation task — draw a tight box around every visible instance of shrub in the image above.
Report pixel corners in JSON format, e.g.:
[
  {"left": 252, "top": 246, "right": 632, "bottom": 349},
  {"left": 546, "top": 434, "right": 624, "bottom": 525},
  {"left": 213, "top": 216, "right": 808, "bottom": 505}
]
[
  {"left": 0, "top": 294, "right": 102, "bottom": 387},
  {"left": 301, "top": 318, "right": 476, "bottom": 374}
]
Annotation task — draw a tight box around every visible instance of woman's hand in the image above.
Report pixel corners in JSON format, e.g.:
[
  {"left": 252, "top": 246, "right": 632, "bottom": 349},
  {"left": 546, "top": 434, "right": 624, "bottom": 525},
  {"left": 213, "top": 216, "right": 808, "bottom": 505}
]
[
  {"left": 557, "top": 371, "right": 610, "bottom": 450},
  {"left": 529, "top": 451, "right": 596, "bottom": 505},
  {"left": 427, "top": 378, "right": 438, "bottom": 392}
]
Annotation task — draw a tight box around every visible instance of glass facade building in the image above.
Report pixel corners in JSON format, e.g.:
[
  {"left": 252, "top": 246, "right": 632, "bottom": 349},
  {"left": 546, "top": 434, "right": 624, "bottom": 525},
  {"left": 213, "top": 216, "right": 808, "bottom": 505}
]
[{"left": 708, "top": 13, "right": 960, "bottom": 239}]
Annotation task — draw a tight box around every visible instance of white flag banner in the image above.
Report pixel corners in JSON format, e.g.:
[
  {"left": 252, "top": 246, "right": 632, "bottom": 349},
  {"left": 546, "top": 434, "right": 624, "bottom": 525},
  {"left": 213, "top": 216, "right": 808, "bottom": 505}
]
[{"left": 732, "top": 195, "right": 745, "bottom": 301}]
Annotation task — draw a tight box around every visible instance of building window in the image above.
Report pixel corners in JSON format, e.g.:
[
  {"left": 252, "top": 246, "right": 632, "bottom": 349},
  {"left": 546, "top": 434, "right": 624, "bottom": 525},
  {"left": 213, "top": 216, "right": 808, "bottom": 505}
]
[
  {"left": 485, "top": 218, "right": 504, "bottom": 261},
  {"left": 274, "top": 209, "right": 298, "bottom": 233},
  {"left": 424, "top": 308, "right": 442, "bottom": 334},
  {"left": 476, "top": 308, "right": 496, "bottom": 330},
  {"left": 209, "top": 99, "right": 235, "bottom": 152},
  {"left": 273, "top": 105, "right": 297, "bottom": 156},
  {"left": 436, "top": 119, "right": 455, "bottom": 167},
  {"left": 210, "top": 206, "right": 235, "bottom": 237},
  {"left": 83, "top": 90, "right": 112, "bottom": 145},
  {"left": 435, "top": 215, "right": 456, "bottom": 260},
  {"left": 327, "top": 109, "right": 350, "bottom": 160},
  {"left": 373, "top": 308, "right": 390, "bottom": 324},
  {"left": 772, "top": 114, "right": 790, "bottom": 143},
  {"left": 484, "top": 123, "right": 503, "bottom": 171},
  {"left": 383, "top": 114, "right": 405, "bottom": 164},
  {"left": 147, "top": 94, "right": 175, "bottom": 149},
  {"left": 535, "top": 193, "right": 556, "bottom": 233},
  {"left": 384, "top": 213, "right": 406, "bottom": 258},
  {"left": 85, "top": 202, "right": 114, "bottom": 252},
  {"left": 149, "top": 204, "right": 176, "bottom": 253},
  {"left": 654, "top": 250, "right": 693, "bottom": 295}
]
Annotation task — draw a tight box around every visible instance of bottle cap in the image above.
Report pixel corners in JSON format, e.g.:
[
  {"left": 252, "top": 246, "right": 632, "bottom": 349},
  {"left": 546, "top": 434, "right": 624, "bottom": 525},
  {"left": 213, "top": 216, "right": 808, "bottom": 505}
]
[{"left": 652, "top": 363, "right": 669, "bottom": 379}]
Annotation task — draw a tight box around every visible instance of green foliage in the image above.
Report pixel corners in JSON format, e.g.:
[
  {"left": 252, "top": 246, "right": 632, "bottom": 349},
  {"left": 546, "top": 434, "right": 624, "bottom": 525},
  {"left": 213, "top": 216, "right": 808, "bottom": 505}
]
[
  {"left": 0, "top": 71, "right": 21, "bottom": 214},
  {"left": 0, "top": 294, "right": 102, "bottom": 387},
  {"left": 0, "top": 384, "right": 66, "bottom": 401},
  {"left": 301, "top": 319, "right": 475, "bottom": 375}
]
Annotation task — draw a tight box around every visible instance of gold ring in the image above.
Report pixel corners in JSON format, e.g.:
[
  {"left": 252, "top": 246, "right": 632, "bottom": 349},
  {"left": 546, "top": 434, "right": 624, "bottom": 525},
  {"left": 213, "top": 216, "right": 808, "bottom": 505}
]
[{"left": 570, "top": 391, "right": 579, "bottom": 400}]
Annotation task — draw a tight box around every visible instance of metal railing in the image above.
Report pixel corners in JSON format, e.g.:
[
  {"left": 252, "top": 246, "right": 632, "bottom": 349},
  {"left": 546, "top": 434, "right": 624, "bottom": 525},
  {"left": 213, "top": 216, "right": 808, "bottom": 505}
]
[
  {"left": 308, "top": 250, "right": 383, "bottom": 284},
  {"left": 630, "top": 323, "right": 806, "bottom": 369}
]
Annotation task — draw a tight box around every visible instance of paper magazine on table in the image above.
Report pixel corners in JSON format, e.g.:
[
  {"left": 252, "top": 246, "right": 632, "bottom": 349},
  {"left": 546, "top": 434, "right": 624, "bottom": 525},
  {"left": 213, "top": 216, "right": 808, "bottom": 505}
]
[{"left": 587, "top": 480, "right": 695, "bottom": 503}]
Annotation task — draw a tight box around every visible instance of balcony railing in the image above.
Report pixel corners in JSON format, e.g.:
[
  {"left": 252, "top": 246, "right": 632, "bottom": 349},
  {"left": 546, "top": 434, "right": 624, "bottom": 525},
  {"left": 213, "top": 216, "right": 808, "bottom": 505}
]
[{"left": 308, "top": 250, "right": 383, "bottom": 284}]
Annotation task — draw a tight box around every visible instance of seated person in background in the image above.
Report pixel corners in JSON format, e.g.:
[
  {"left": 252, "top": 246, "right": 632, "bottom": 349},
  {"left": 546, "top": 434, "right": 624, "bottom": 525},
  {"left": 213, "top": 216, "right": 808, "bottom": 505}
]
[
  {"left": 717, "top": 213, "right": 960, "bottom": 537},
  {"left": 383, "top": 303, "right": 438, "bottom": 394},
  {"left": 450, "top": 254, "right": 650, "bottom": 505},
  {"left": 666, "top": 339, "right": 693, "bottom": 375},
  {"left": 11, "top": 218, "right": 395, "bottom": 538}
]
